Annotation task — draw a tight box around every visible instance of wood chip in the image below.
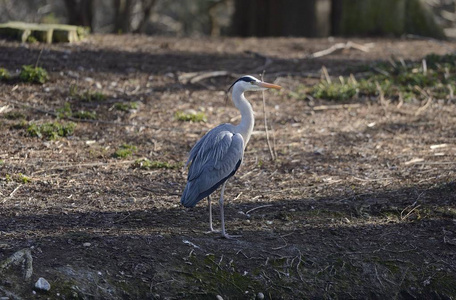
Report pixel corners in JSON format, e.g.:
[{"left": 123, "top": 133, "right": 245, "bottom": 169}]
[{"left": 404, "top": 158, "right": 425, "bottom": 165}]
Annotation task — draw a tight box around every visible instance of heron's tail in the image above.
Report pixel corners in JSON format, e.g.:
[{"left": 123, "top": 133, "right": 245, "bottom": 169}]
[{"left": 181, "top": 182, "right": 203, "bottom": 208}]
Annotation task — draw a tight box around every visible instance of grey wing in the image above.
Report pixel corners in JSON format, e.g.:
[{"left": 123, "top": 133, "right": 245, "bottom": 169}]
[{"left": 181, "top": 129, "right": 244, "bottom": 208}]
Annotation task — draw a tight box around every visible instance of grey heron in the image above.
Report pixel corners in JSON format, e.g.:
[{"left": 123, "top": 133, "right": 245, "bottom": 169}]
[{"left": 181, "top": 75, "right": 282, "bottom": 238}]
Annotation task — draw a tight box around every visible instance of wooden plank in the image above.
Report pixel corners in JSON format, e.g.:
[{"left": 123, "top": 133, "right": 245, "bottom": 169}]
[{"left": 0, "top": 22, "right": 89, "bottom": 43}]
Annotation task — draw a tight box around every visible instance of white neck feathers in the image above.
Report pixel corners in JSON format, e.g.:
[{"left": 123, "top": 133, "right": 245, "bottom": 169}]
[{"left": 231, "top": 85, "right": 254, "bottom": 147}]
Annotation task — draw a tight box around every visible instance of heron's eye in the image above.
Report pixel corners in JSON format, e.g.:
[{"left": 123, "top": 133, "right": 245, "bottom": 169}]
[{"left": 250, "top": 81, "right": 255, "bottom": 85}]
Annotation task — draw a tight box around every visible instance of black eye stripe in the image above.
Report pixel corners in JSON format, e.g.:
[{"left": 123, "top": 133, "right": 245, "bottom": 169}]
[
  {"left": 239, "top": 76, "right": 255, "bottom": 82},
  {"left": 227, "top": 76, "right": 257, "bottom": 92}
]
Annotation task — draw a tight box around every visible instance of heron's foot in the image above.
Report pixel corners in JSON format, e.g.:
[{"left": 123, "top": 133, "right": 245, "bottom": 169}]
[
  {"left": 220, "top": 232, "right": 242, "bottom": 239},
  {"left": 205, "top": 228, "right": 220, "bottom": 234}
]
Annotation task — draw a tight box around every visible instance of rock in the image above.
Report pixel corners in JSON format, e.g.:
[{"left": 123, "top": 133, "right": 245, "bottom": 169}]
[
  {"left": 83, "top": 242, "right": 91, "bottom": 247},
  {"left": 257, "top": 292, "right": 265, "bottom": 300},
  {"left": 35, "top": 277, "right": 51, "bottom": 291},
  {"left": 216, "top": 295, "right": 223, "bottom": 300}
]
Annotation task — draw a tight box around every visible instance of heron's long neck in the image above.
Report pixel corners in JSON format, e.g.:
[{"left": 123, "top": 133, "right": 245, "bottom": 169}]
[{"left": 232, "top": 87, "right": 254, "bottom": 147}]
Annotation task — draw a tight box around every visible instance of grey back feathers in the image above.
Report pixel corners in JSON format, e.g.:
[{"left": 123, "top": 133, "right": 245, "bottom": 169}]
[{"left": 181, "top": 124, "right": 245, "bottom": 207}]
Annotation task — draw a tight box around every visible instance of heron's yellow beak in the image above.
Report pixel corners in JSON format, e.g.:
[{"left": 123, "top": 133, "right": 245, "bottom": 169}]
[{"left": 257, "top": 81, "right": 282, "bottom": 90}]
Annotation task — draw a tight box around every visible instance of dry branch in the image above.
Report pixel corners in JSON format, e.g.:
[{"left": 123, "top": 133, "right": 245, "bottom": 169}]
[
  {"left": 245, "top": 204, "right": 273, "bottom": 215},
  {"left": 177, "top": 71, "right": 237, "bottom": 84},
  {"left": 2, "top": 184, "right": 22, "bottom": 203},
  {"left": 415, "top": 96, "right": 433, "bottom": 116},
  {"left": 308, "top": 42, "right": 374, "bottom": 59},
  {"left": 312, "top": 103, "right": 362, "bottom": 111}
]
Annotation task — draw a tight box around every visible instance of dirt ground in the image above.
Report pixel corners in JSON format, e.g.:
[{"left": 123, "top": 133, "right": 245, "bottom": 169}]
[{"left": 0, "top": 35, "right": 455, "bottom": 299}]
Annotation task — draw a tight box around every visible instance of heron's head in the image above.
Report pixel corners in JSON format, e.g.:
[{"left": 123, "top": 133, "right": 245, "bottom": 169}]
[{"left": 228, "top": 75, "right": 282, "bottom": 93}]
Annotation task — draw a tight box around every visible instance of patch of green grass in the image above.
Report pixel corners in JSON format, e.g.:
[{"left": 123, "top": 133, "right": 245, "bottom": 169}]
[
  {"left": 78, "top": 90, "right": 106, "bottom": 102},
  {"left": 56, "top": 102, "right": 73, "bottom": 118},
  {"left": 56, "top": 103, "right": 96, "bottom": 120},
  {"left": 5, "top": 173, "right": 31, "bottom": 183},
  {"left": 72, "top": 110, "right": 97, "bottom": 120},
  {"left": 294, "top": 53, "right": 456, "bottom": 102},
  {"left": 27, "top": 121, "right": 76, "bottom": 140},
  {"left": 3, "top": 111, "right": 25, "bottom": 120},
  {"left": 114, "top": 102, "right": 138, "bottom": 112},
  {"left": 10, "top": 119, "right": 28, "bottom": 130},
  {"left": 132, "top": 158, "right": 181, "bottom": 170},
  {"left": 17, "top": 173, "right": 31, "bottom": 184},
  {"left": 0, "top": 68, "right": 10, "bottom": 80},
  {"left": 424, "top": 53, "right": 456, "bottom": 69},
  {"left": 175, "top": 111, "right": 207, "bottom": 122},
  {"left": 19, "top": 65, "right": 49, "bottom": 84},
  {"left": 0, "top": 160, "right": 4, "bottom": 166},
  {"left": 69, "top": 85, "right": 107, "bottom": 102},
  {"left": 113, "top": 144, "right": 137, "bottom": 159},
  {"left": 312, "top": 81, "right": 358, "bottom": 101}
]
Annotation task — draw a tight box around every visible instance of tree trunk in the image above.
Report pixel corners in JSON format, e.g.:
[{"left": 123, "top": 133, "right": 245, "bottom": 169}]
[
  {"left": 134, "top": 0, "right": 157, "bottom": 34},
  {"left": 330, "top": 0, "right": 445, "bottom": 39},
  {"left": 231, "top": 0, "right": 321, "bottom": 37},
  {"left": 64, "top": 0, "right": 94, "bottom": 28},
  {"left": 113, "top": 0, "right": 135, "bottom": 33}
]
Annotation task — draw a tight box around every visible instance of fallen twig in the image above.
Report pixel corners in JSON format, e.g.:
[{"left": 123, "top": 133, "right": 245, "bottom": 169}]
[
  {"left": 245, "top": 204, "right": 274, "bottom": 215},
  {"left": 312, "top": 103, "right": 361, "bottom": 111},
  {"left": 2, "top": 184, "right": 22, "bottom": 203},
  {"left": 415, "top": 96, "right": 433, "bottom": 116},
  {"left": 400, "top": 202, "right": 421, "bottom": 221},
  {"left": 178, "top": 71, "right": 237, "bottom": 84},
  {"left": 308, "top": 41, "right": 374, "bottom": 59}
]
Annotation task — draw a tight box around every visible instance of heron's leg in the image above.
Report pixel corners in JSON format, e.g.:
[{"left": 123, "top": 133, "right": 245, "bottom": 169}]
[
  {"left": 219, "top": 182, "right": 228, "bottom": 238},
  {"left": 219, "top": 182, "right": 240, "bottom": 239},
  {"left": 205, "top": 195, "right": 219, "bottom": 234},
  {"left": 208, "top": 195, "right": 214, "bottom": 232}
]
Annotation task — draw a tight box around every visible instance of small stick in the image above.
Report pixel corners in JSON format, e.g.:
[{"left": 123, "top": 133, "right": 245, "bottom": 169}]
[
  {"left": 376, "top": 81, "right": 388, "bottom": 116},
  {"left": 2, "top": 184, "right": 22, "bottom": 203},
  {"left": 260, "top": 72, "right": 275, "bottom": 161},
  {"left": 9, "top": 184, "right": 22, "bottom": 198},
  {"left": 312, "top": 103, "right": 361, "bottom": 111},
  {"left": 415, "top": 96, "right": 433, "bottom": 116},
  {"left": 307, "top": 41, "right": 372, "bottom": 59},
  {"left": 35, "top": 47, "right": 44, "bottom": 68},
  {"left": 321, "top": 66, "right": 332, "bottom": 84},
  {"left": 245, "top": 204, "right": 273, "bottom": 215}
]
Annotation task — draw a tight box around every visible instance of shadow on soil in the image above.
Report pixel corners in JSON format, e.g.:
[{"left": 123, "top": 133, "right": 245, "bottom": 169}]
[
  {"left": 0, "top": 43, "right": 379, "bottom": 83},
  {"left": 1, "top": 181, "right": 455, "bottom": 299}
]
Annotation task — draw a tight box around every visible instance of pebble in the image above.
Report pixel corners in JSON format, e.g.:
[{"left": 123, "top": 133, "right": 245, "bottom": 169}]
[
  {"left": 35, "top": 277, "right": 51, "bottom": 291},
  {"left": 216, "top": 295, "right": 223, "bottom": 300},
  {"left": 257, "top": 292, "right": 265, "bottom": 300},
  {"left": 83, "top": 242, "right": 91, "bottom": 247}
]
